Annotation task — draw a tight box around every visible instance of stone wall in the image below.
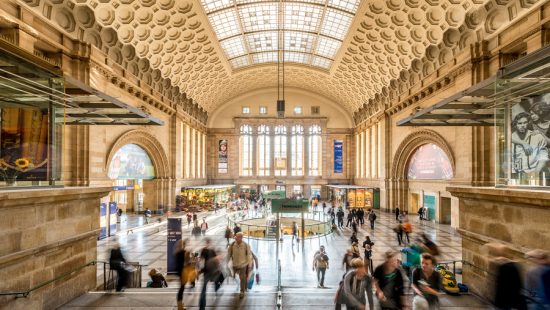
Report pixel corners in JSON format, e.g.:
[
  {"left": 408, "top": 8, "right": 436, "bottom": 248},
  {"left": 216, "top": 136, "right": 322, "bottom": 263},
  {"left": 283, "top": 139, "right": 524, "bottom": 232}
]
[
  {"left": 447, "top": 186, "right": 550, "bottom": 299},
  {"left": 0, "top": 187, "right": 111, "bottom": 310}
]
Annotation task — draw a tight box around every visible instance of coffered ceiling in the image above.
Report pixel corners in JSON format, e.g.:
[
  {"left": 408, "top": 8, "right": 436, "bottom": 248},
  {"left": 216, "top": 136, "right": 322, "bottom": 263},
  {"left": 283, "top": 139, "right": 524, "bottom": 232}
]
[{"left": 20, "top": 0, "right": 544, "bottom": 113}]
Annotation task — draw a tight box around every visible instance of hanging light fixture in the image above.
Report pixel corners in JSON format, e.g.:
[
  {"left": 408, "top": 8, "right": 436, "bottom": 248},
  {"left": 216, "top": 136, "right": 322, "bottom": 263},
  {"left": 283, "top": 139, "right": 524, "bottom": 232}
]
[{"left": 276, "top": 0, "right": 285, "bottom": 118}]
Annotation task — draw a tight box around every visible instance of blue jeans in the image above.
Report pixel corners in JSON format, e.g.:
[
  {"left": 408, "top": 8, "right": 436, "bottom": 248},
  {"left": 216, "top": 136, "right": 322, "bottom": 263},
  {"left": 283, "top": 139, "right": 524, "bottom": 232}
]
[{"left": 316, "top": 268, "right": 326, "bottom": 286}]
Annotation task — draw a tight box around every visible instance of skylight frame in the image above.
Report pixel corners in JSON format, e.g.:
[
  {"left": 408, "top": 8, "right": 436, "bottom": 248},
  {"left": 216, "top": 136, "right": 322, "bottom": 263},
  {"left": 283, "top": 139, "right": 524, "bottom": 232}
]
[{"left": 201, "top": 0, "right": 359, "bottom": 70}]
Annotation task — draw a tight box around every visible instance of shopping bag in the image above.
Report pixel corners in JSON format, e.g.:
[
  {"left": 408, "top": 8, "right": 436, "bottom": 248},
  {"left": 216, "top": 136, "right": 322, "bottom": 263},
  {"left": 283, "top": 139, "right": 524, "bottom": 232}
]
[
  {"left": 255, "top": 272, "right": 261, "bottom": 285},
  {"left": 247, "top": 271, "right": 255, "bottom": 290}
]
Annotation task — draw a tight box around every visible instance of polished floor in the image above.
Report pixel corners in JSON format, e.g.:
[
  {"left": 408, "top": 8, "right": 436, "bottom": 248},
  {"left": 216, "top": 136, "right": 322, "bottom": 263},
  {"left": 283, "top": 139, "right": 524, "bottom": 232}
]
[{"left": 72, "top": 207, "right": 485, "bottom": 309}]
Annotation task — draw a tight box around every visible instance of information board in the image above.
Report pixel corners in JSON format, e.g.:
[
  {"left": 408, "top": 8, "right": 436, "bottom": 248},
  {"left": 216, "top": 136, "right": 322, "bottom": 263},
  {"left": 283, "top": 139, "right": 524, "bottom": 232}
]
[
  {"left": 167, "top": 218, "right": 182, "bottom": 273},
  {"left": 271, "top": 199, "right": 309, "bottom": 213},
  {"left": 264, "top": 190, "right": 286, "bottom": 199},
  {"left": 98, "top": 203, "right": 107, "bottom": 240}
]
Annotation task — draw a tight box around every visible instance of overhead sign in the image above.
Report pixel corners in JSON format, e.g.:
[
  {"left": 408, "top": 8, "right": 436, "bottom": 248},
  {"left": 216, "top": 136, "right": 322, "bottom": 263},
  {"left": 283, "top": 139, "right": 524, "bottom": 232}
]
[
  {"left": 167, "top": 218, "right": 182, "bottom": 274},
  {"left": 264, "top": 190, "right": 286, "bottom": 199},
  {"left": 271, "top": 199, "right": 309, "bottom": 213}
]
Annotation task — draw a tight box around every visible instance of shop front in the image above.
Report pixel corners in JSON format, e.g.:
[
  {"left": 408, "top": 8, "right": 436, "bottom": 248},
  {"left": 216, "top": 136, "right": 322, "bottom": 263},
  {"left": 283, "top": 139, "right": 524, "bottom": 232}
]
[
  {"left": 179, "top": 184, "right": 235, "bottom": 211},
  {"left": 326, "top": 185, "right": 380, "bottom": 209}
]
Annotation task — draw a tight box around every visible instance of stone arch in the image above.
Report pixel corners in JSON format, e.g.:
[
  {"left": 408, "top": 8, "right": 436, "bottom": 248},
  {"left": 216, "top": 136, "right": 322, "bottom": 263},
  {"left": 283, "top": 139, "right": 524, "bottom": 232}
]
[
  {"left": 106, "top": 129, "right": 170, "bottom": 179},
  {"left": 388, "top": 129, "right": 455, "bottom": 211}
]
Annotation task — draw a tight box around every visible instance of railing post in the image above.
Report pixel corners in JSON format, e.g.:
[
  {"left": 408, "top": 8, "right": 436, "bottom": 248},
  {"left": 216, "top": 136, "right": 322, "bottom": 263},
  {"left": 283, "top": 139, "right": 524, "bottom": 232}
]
[{"left": 103, "top": 263, "right": 106, "bottom": 291}]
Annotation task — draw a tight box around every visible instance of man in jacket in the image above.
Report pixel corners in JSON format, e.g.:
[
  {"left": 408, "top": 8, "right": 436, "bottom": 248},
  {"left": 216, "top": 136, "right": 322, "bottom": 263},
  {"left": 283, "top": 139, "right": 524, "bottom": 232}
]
[
  {"left": 227, "top": 232, "right": 252, "bottom": 298},
  {"left": 313, "top": 245, "right": 329, "bottom": 288}
]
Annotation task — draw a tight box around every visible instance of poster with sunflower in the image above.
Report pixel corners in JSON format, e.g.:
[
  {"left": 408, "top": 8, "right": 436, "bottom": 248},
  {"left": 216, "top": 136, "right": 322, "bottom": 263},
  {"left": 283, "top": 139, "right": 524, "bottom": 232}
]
[{"left": 0, "top": 108, "right": 49, "bottom": 183}]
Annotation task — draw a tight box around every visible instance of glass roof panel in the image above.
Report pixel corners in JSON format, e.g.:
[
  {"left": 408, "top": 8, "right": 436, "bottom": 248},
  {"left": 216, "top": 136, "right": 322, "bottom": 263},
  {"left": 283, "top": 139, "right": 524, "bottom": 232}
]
[
  {"left": 239, "top": 3, "right": 278, "bottom": 32},
  {"left": 247, "top": 32, "right": 278, "bottom": 53},
  {"left": 320, "top": 9, "right": 353, "bottom": 40},
  {"left": 252, "top": 52, "right": 278, "bottom": 64},
  {"left": 208, "top": 9, "right": 241, "bottom": 40},
  {"left": 315, "top": 36, "right": 341, "bottom": 58},
  {"left": 201, "top": 0, "right": 233, "bottom": 14},
  {"left": 284, "top": 3, "right": 322, "bottom": 32},
  {"left": 221, "top": 36, "right": 247, "bottom": 59},
  {"left": 202, "top": 1, "right": 359, "bottom": 70}
]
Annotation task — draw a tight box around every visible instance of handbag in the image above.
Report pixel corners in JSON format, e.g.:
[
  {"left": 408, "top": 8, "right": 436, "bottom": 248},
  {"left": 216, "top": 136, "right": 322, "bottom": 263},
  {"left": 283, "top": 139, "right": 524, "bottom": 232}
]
[{"left": 255, "top": 272, "right": 261, "bottom": 285}]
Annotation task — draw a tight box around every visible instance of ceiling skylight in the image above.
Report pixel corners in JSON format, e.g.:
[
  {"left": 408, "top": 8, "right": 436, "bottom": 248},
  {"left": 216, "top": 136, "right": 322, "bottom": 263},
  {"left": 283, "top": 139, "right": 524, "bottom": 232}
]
[{"left": 201, "top": 0, "right": 360, "bottom": 70}]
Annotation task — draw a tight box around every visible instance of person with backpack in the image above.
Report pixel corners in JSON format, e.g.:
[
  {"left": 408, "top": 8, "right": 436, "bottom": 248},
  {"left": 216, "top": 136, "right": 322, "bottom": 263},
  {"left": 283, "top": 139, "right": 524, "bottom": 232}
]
[
  {"left": 227, "top": 232, "right": 252, "bottom": 298},
  {"left": 368, "top": 209, "right": 377, "bottom": 230},
  {"left": 402, "top": 219, "right": 413, "bottom": 245},
  {"left": 337, "top": 258, "right": 374, "bottom": 310},
  {"left": 313, "top": 245, "right": 329, "bottom": 288},
  {"left": 373, "top": 251, "right": 405, "bottom": 310},
  {"left": 200, "top": 219, "right": 208, "bottom": 236}
]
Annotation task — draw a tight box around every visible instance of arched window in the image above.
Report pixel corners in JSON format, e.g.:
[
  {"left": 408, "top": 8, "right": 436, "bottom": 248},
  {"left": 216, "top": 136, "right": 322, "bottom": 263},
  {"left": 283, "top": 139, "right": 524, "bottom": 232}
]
[
  {"left": 407, "top": 143, "right": 453, "bottom": 180},
  {"left": 257, "top": 125, "right": 270, "bottom": 176},
  {"left": 308, "top": 125, "right": 322, "bottom": 176},
  {"left": 240, "top": 125, "right": 253, "bottom": 176},
  {"left": 274, "top": 125, "right": 287, "bottom": 176},
  {"left": 291, "top": 125, "right": 304, "bottom": 176}
]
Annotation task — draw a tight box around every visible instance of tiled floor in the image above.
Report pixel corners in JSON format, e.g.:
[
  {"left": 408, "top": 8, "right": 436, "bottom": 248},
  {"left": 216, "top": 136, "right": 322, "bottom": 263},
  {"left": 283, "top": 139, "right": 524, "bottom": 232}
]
[{"left": 84, "top": 206, "right": 484, "bottom": 309}]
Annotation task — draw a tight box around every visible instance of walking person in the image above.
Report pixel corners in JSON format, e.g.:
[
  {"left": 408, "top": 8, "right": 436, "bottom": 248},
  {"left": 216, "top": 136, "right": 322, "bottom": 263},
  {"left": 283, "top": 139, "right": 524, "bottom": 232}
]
[
  {"left": 186, "top": 212, "right": 192, "bottom": 227},
  {"left": 227, "top": 232, "right": 252, "bottom": 298},
  {"left": 394, "top": 222, "right": 404, "bottom": 246},
  {"left": 395, "top": 207, "right": 400, "bottom": 222},
  {"left": 337, "top": 208, "right": 345, "bottom": 228},
  {"left": 144, "top": 208, "right": 152, "bottom": 224},
  {"left": 412, "top": 253, "right": 442, "bottom": 310},
  {"left": 373, "top": 251, "right": 405, "bottom": 310},
  {"left": 292, "top": 221, "right": 299, "bottom": 243},
  {"left": 351, "top": 218, "right": 359, "bottom": 234},
  {"left": 339, "top": 258, "right": 375, "bottom": 310},
  {"left": 524, "top": 249, "right": 550, "bottom": 310},
  {"left": 489, "top": 244, "right": 527, "bottom": 310},
  {"left": 358, "top": 208, "right": 365, "bottom": 226},
  {"left": 109, "top": 242, "right": 129, "bottom": 292},
  {"left": 363, "top": 236, "right": 374, "bottom": 274},
  {"left": 368, "top": 209, "right": 377, "bottom": 230},
  {"left": 224, "top": 226, "right": 233, "bottom": 247},
  {"left": 342, "top": 249, "right": 354, "bottom": 273},
  {"left": 351, "top": 242, "right": 361, "bottom": 259},
  {"left": 199, "top": 238, "right": 220, "bottom": 310},
  {"left": 418, "top": 207, "right": 424, "bottom": 221},
  {"left": 174, "top": 239, "right": 190, "bottom": 310},
  {"left": 346, "top": 211, "right": 354, "bottom": 227},
  {"left": 403, "top": 219, "right": 413, "bottom": 245},
  {"left": 200, "top": 218, "right": 208, "bottom": 236},
  {"left": 313, "top": 245, "right": 329, "bottom": 288}
]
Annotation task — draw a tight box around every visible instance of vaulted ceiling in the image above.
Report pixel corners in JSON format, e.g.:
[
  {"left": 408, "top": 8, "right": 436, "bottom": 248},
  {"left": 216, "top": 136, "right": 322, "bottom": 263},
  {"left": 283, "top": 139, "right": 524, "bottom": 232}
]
[{"left": 22, "top": 0, "right": 543, "bottom": 113}]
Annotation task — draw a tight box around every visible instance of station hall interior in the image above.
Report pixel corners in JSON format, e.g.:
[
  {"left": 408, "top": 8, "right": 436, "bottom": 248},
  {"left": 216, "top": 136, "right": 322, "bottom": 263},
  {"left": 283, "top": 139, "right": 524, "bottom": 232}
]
[{"left": 1, "top": 0, "right": 550, "bottom": 309}]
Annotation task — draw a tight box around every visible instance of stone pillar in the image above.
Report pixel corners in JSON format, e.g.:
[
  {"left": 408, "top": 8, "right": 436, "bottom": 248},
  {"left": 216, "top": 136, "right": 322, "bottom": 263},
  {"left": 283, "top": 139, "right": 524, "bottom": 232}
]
[
  {"left": 447, "top": 186, "right": 550, "bottom": 299},
  {"left": 252, "top": 131, "right": 257, "bottom": 177},
  {"left": 286, "top": 130, "right": 292, "bottom": 177},
  {"left": 269, "top": 131, "right": 275, "bottom": 177},
  {"left": 0, "top": 187, "right": 111, "bottom": 310},
  {"left": 304, "top": 131, "right": 310, "bottom": 176}
]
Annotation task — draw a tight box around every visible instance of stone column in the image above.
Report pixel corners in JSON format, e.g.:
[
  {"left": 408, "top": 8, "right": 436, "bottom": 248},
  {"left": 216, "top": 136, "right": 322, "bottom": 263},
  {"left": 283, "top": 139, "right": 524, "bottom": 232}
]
[
  {"left": 287, "top": 129, "right": 292, "bottom": 177},
  {"left": 252, "top": 131, "right": 258, "bottom": 177},
  {"left": 304, "top": 130, "right": 310, "bottom": 177},
  {"left": 270, "top": 130, "right": 275, "bottom": 177}
]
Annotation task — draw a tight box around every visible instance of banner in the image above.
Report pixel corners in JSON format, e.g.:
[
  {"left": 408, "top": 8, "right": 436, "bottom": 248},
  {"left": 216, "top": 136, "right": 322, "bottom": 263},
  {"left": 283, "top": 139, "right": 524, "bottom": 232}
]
[
  {"left": 334, "top": 140, "right": 343, "bottom": 173},
  {"left": 167, "top": 218, "right": 182, "bottom": 273},
  {"left": 218, "top": 139, "right": 228, "bottom": 173},
  {"left": 109, "top": 202, "right": 117, "bottom": 236}
]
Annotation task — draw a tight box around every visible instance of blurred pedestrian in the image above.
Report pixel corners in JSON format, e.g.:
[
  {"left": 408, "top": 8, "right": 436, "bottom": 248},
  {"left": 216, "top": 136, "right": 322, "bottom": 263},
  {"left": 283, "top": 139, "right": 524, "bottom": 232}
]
[
  {"left": 224, "top": 226, "right": 233, "bottom": 247},
  {"left": 351, "top": 242, "right": 361, "bottom": 259},
  {"left": 199, "top": 238, "right": 220, "bottom": 310},
  {"left": 363, "top": 236, "right": 374, "bottom": 274},
  {"left": 147, "top": 268, "right": 168, "bottom": 288},
  {"left": 368, "top": 209, "right": 377, "bottom": 230},
  {"left": 200, "top": 218, "right": 208, "bottom": 236},
  {"left": 403, "top": 219, "right": 413, "bottom": 245},
  {"left": 174, "top": 239, "right": 190, "bottom": 310},
  {"left": 412, "top": 253, "right": 442, "bottom": 310},
  {"left": 144, "top": 208, "right": 152, "bottom": 224},
  {"left": 227, "top": 232, "right": 252, "bottom": 298},
  {"left": 395, "top": 207, "right": 400, "bottom": 221},
  {"left": 525, "top": 249, "right": 550, "bottom": 309},
  {"left": 342, "top": 249, "right": 354, "bottom": 272},
  {"left": 340, "top": 258, "right": 374, "bottom": 310},
  {"left": 488, "top": 244, "right": 527, "bottom": 310},
  {"left": 373, "top": 251, "right": 405, "bottom": 310},
  {"left": 109, "top": 242, "right": 129, "bottom": 292},
  {"left": 337, "top": 208, "right": 345, "bottom": 228}
]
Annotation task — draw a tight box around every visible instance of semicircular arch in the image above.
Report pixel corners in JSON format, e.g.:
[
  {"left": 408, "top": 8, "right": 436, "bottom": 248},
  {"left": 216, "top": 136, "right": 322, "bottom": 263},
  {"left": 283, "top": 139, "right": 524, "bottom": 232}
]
[{"left": 106, "top": 130, "right": 170, "bottom": 179}]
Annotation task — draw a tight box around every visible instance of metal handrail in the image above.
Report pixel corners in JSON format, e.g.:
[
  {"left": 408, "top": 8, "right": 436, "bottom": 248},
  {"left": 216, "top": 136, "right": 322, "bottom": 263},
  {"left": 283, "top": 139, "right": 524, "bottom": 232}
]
[
  {"left": 0, "top": 261, "right": 97, "bottom": 298},
  {"left": 96, "top": 261, "right": 148, "bottom": 290}
]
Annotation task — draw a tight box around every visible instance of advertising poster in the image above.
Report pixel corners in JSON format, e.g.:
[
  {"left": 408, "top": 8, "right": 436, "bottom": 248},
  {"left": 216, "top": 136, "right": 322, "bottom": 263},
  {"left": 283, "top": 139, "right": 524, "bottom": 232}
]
[
  {"left": 334, "top": 140, "right": 343, "bottom": 173},
  {"left": 347, "top": 190, "right": 356, "bottom": 208},
  {"left": 167, "top": 218, "right": 182, "bottom": 273},
  {"left": 510, "top": 95, "right": 550, "bottom": 182},
  {"left": 365, "top": 190, "right": 373, "bottom": 208},
  {"left": 407, "top": 143, "right": 453, "bottom": 180},
  {"left": 356, "top": 189, "right": 365, "bottom": 208},
  {"left": 218, "top": 139, "right": 228, "bottom": 173},
  {"left": 108, "top": 144, "right": 155, "bottom": 180},
  {"left": 99, "top": 203, "right": 107, "bottom": 240}
]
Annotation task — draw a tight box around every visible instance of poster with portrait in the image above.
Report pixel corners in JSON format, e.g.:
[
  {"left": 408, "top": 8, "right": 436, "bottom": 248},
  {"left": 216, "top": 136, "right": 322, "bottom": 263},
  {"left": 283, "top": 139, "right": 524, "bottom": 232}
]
[
  {"left": 407, "top": 143, "right": 453, "bottom": 180},
  {"left": 108, "top": 144, "right": 155, "bottom": 180},
  {"left": 218, "top": 139, "right": 228, "bottom": 173},
  {"left": 510, "top": 95, "right": 550, "bottom": 182}
]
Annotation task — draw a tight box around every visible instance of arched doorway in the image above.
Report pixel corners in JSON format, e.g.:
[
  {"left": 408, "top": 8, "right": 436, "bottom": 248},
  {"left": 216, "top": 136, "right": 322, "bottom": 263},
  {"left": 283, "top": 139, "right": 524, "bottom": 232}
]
[
  {"left": 108, "top": 143, "right": 155, "bottom": 212},
  {"left": 390, "top": 130, "right": 455, "bottom": 224}
]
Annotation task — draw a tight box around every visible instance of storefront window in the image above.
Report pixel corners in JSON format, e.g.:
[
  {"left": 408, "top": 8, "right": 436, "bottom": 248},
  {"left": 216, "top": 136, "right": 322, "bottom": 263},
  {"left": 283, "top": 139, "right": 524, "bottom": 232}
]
[{"left": 0, "top": 53, "right": 64, "bottom": 188}]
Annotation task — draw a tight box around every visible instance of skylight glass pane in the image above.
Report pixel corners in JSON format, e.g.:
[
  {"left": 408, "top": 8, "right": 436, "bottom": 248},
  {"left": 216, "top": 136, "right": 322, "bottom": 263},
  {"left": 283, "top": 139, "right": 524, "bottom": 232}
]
[
  {"left": 230, "top": 56, "right": 250, "bottom": 68},
  {"left": 201, "top": 0, "right": 233, "bottom": 13},
  {"left": 284, "top": 52, "right": 310, "bottom": 64},
  {"left": 239, "top": 3, "right": 278, "bottom": 32},
  {"left": 312, "top": 56, "right": 332, "bottom": 69},
  {"left": 328, "top": 0, "right": 360, "bottom": 13},
  {"left": 315, "top": 36, "right": 341, "bottom": 58},
  {"left": 246, "top": 32, "right": 278, "bottom": 53},
  {"left": 253, "top": 52, "right": 278, "bottom": 64},
  {"left": 208, "top": 9, "right": 241, "bottom": 39},
  {"left": 284, "top": 3, "right": 322, "bottom": 32},
  {"left": 220, "top": 37, "right": 247, "bottom": 58},
  {"left": 320, "top": 9, "right": 353, "bottom": 40},
  {"left": 285, "top": 31, "right": 315, "bottom": 53}
]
